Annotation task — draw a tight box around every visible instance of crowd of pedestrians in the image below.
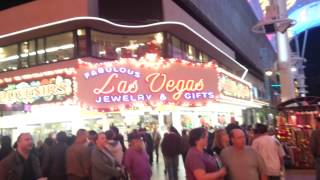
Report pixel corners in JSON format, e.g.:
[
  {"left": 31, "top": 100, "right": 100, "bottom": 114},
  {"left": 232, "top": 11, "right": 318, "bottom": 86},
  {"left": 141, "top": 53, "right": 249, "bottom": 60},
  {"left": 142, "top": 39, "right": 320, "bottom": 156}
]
[{"left": 0, "top": 120, "right": 293, "bottom": 180}]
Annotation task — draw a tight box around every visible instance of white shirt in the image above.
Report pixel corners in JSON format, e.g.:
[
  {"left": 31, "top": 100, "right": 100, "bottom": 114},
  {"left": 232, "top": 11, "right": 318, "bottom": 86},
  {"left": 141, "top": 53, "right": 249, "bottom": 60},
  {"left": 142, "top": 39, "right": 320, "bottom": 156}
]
[{"left": 252, "top": 135, "right": 285, "bottom": 176}]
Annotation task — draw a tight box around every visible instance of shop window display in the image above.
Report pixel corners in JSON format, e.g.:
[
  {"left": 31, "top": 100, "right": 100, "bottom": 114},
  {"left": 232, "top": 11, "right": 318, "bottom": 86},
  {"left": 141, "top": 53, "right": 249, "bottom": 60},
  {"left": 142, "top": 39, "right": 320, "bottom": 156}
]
[
  {"left": 46, "top": 32, "right": 74, "bottom": 63},
  {"left": 0, "top": 44, "right": 19, "bottom": 72},
  {"left": 20, "top": 40, "right": 36, "bottom": 68},
  {"left": 32, "top": 122, "right": 72, "bottom": 145},
  {"left": 276, "top": 97, "right": 320, "bottom": 168},
  {"left": 91, "top": 31, "right": 163, "bottom": 60}
]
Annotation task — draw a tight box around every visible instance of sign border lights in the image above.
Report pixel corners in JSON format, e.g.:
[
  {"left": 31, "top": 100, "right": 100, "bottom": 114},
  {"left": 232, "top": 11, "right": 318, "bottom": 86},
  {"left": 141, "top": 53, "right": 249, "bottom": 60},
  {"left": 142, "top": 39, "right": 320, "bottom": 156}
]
[
  {"left": 76, "top": 57, "right": 220, "bottom": 112},
  {"left": 0, "top": 75, "right": 74, "bottom": 104}
]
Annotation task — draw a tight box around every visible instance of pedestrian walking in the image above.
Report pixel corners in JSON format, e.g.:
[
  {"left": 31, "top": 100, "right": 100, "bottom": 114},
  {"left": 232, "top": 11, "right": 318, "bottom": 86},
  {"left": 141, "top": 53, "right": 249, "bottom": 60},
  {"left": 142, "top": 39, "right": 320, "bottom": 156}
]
[
  {"left": 181, "top": 129, "right": 190, "bottom": 163},
  {"left": 212, "top": 129, "right": 229, "bottom": 155},
  {"left": 0, "top": 133, "right": 45, "bottom": 180},
  {"left": 220, "top": 128, "right": 268, "bottom": 180},
  {"left": 42, "top": 131, "right": 68, "bottom": 180},
  {"left": 88, "top": 130, "right": 97, "bottom": 149},
  {"left": 65, "top": 129, "right": 91, "bottom": 180},
  {"left": 140, "top": 128, "right": 154, "bottom": 165},
  {"left": 105, "top": 130, "right": 124, "bottom": 165},
  {"left": 110, "top": 126, "right": 127, "bottom": 152},
  {"left": 152, "top": 126, "right": 161, "bottom": 163},
  {"left": 185, "top": 127, "right": 226, "bottom": 180},
  {"left": 161, "top": 126, "right": 182, "bottom": 180},
  {"left": 252, "top": 124, "right": 285, "bottom": 180},
  {"left": 0, "top": 136, "right": 13, "bottom": 161},
  {"left": 124, "top": 132, "right": 152, "bottom": 180},
  {"left": 91, "top": 132, "right": 123, "bottom": 180}
]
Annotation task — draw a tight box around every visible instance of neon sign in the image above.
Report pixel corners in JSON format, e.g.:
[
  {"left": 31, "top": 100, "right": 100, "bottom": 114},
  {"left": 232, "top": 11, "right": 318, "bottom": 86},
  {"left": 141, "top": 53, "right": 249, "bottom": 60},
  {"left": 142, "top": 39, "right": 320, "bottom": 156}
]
[
  {"left": 219, "top": 72, "right": 251, "bottom": 100},
  {"left": 77, "top": 58, "right": 219, "bottom": 110},
  {"left": 0, "top": 76, "right": 73, "bottom": 104}
]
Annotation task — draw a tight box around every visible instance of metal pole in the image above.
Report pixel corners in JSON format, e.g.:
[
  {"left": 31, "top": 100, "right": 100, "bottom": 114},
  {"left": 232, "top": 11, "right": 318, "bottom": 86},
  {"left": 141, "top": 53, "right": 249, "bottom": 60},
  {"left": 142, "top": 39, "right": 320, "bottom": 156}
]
[
  {"left": 294, "top": 36, "right": 300, "bottom": 56},
  {"left": 301, "top": 30, "right": 309, "bottom": 58},
  {"left": 275, "top": 0, "right": 295, "bottom": 102}
]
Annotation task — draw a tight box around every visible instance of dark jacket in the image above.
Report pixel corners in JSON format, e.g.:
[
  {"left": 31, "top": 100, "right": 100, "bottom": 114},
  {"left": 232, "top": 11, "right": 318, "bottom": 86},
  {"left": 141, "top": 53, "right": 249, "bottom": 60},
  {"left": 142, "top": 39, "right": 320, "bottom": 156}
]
[
  {"left": 91, "top": 148, "right": 121, "bottom": 180},
  {"left": 66, "top": 143, "right": 91, "bottom": 178},
  {"left": 0, "top": 151, "right": 42, "bottom": 180},
  {"left": 42, "top": 142, "right": 68, "bottom": 180},
  {"left": 161, "top": 132, "right": 182, "bottom": 157}
]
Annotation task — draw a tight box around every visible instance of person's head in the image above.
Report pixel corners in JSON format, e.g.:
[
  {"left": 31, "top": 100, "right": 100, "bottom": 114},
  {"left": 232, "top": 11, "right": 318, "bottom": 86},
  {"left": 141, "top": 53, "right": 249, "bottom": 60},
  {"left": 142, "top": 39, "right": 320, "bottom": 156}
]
[
  {"left": 128, "top": 132, "right": 144, "bottom": 152},
  {"left": 16, "top": 133, "right": 34, "bottom": 153},
  {"left": 76, "top": 129, "right": 88, "bottom": 144},
  {"left": 1, "top": 136, "right": 12, "bottom": 149},
  {"left": 213, "top": 129, "right": 229, "bottom": 149},
  {"left": 88, "top": 130, "right": 97, "bottom": 143},
  {"left": 169, "top": 126, "right": 180, "bottom": 135},
  {"left": 254, "top": 123, "right": 268, "bottom": 135},
  {"left": 56, "top": 131, "right": 67, "bottom": 143},
  {"left": 182, "top": 129, "right": 188, "bottom": 136},
  {"left": 44, "top": 137, "right": 54, "bottom": 147},
  {"left": 105, "top": 130, "right": 115, "bottom": 140},
  {"left": 67, "top": 135, "right": 76, "bottom": 146},
  {"left": 230, "top": 129, "right": 246, "bottom": 150},
  {"left": 189, "top": 127, "right": 208, "bottom": 149},
  {"left": 110, "top": 126, "right": 119, "bottom": 135},
  {"left": 95, "top": 133, "right": 107, "bottom": 149}
]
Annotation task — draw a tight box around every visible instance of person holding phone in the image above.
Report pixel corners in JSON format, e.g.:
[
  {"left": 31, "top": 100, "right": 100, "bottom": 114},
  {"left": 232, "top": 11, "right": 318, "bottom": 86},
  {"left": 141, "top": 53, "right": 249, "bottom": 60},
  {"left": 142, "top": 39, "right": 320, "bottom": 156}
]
[{"left": 185, "top": 127, "right": 226, "bottom": 180}]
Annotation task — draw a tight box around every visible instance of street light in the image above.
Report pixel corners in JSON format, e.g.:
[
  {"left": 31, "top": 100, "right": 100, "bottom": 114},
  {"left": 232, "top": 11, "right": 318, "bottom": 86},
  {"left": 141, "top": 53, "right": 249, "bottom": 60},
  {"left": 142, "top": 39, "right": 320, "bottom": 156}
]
[{"left": 265, "top": 70, "right": 273, "bottom": 77}]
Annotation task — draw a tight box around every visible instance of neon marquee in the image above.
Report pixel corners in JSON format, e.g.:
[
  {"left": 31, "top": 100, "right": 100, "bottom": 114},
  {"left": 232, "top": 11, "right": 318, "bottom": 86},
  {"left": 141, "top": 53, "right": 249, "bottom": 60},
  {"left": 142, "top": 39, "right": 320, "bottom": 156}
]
[
  {"left": 0, "top": 76, "right": 73, "bottom": 104},
  {"left": 76, "top": 58, "right": 219, "bottom": 110},
  {"left": 218, "top": 71, "right": 251, "bottom": 100}
]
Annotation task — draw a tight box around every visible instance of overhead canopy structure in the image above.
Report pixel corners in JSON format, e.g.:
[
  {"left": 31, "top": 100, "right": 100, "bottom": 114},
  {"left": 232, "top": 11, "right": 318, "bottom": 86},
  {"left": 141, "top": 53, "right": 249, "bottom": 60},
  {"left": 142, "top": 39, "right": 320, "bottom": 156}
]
[{"left": 277, "top": 96, "right": 320, "bottom": 111}]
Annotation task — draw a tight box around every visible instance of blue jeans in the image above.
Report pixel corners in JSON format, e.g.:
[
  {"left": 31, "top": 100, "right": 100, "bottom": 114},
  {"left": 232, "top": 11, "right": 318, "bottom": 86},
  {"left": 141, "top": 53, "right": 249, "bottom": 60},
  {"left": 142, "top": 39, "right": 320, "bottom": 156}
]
[{"left": 164, "top": 155, "right": 179, "bottom": 180}]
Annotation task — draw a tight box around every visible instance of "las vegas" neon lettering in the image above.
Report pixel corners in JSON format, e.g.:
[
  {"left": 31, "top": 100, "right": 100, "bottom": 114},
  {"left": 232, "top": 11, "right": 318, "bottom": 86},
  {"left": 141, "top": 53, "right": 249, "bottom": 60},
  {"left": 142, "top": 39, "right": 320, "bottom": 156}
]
[{"left": 146, "top": 73, "right": 205, "bottom": 101}]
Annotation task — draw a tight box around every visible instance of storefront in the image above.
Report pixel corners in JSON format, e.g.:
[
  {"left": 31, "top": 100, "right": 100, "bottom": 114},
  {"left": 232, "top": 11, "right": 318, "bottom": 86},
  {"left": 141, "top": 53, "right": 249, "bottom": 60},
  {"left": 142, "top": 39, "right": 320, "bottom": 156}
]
[{"left": 0, "top": 55, "right": 268, "bottom": 142}]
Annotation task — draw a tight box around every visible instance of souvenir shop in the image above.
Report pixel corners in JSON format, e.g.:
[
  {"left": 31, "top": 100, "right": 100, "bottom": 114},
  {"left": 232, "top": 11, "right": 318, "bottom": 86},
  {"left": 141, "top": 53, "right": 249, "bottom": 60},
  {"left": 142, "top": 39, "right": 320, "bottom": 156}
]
[{"left": 276, "top": 96, "right": 320, "bottom": 168}]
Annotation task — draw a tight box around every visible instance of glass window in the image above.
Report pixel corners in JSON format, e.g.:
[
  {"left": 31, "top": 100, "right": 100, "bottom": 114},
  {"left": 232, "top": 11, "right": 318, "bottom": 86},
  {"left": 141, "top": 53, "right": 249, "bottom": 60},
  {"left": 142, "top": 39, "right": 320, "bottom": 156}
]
[
  {"left": 199, "top": 52, "right": 209, "bottom": 63},
  {"left": 46, "top": 32, "right": 74, "bottom": 63},
  {"left": 77, "top": 29, "right": 87, "bottom": 57},
  {"left": 20, "top": 40, "right": 36, "bottom": 68},
  {"left": 91, "top": 30, "right": 163, "bottom": 60},
  {"left": 187, "top": 44, "right": 196, "bottom": 61},
  {"left": 170, "top": 36, "right": 183, "bottom": 58},
  {"left": 0, "top": 44, "right": 19, "bottom": 72},
  {"left": 37, "top": 38, "right": 45, "bottom": 64}
]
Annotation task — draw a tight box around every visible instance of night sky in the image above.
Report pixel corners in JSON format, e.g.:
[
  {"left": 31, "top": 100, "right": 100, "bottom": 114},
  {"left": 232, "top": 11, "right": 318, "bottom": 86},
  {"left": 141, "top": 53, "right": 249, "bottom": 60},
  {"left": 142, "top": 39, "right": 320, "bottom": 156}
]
[
  {"left": 291, "top": 27, "right": 320, "bottom": 97},
  {"left": 301, "top": 27, "right": 320, "bottom": 97},
  {"left": 0, "top": 0, "right": 33, "bottom": 11}
]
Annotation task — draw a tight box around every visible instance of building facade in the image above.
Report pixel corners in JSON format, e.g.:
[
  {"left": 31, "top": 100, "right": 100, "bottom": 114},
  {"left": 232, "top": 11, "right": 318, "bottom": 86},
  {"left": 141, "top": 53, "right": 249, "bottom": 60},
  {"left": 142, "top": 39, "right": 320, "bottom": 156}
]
[{"left": 0, "top": 0, "right": 274, "bottom": 141}]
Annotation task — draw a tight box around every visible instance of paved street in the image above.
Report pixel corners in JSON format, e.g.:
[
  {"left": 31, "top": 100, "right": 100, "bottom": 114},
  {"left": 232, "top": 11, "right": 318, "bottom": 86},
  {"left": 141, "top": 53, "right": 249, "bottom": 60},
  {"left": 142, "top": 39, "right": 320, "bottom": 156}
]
[{"left": 151, "top": 154, "right": 316, "bottom": 180}]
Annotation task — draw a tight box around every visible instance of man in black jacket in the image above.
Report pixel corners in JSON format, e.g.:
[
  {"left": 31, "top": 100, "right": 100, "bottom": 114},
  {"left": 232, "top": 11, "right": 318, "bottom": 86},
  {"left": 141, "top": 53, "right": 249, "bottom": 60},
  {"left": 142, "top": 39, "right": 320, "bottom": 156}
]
[
  {"left": 161, "top": 126, "right": 181, "bottom": 180},
  {"left": 42, "top": 131, "right": 68, "bottom": 180},
  {"left": 0, "top": 133, "right": 44, "bottom": 180}
]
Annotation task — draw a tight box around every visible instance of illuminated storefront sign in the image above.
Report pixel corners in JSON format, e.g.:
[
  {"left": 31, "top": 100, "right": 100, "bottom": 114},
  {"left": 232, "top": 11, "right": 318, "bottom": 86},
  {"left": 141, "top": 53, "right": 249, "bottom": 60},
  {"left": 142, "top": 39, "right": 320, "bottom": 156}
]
[
  {"left": 0, "top": 76, "right": 73, "bottom": 104},
  {"left": 218, "top": 71, "right": 251, "bottom": 100},
  {"left": 77, "top": 58, "right": 219, "bottom": 110}
]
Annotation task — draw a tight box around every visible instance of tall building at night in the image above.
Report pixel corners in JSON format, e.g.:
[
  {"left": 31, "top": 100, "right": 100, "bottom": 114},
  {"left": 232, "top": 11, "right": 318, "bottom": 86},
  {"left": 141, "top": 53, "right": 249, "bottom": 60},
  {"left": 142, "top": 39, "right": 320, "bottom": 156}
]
[{"left": 0, "top": 0, "right": 275, "bottom": 140}]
